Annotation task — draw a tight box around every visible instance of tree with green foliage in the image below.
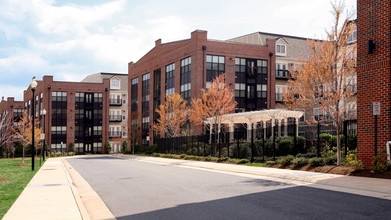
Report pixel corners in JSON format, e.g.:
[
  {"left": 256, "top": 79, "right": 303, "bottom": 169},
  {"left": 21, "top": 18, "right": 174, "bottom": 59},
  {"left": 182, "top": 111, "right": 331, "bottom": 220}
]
[
  {"left": 121, "top": 141, "right": 128, "bottom": 153},
  {"left": 104, "top": 141, "right": 111, "bottom": 154}
]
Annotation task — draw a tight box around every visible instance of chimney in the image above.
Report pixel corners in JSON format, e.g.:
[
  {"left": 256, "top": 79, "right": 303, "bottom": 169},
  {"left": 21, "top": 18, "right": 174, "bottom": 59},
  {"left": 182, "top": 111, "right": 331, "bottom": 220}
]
[
  {"left": 155, "top": 39, "right": 161, "bottom": 47},
  {"left": 191, "top": 30, "right": 207, "bottom": 41}
]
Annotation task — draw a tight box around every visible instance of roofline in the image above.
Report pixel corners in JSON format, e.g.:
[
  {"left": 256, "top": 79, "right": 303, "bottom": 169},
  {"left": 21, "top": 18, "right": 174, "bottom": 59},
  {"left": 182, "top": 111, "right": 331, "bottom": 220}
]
[
  {"left": 99, "top": 72, "right": 127, "bottom": 75},
  {"left": 228, "top": 31, "right": 321, "bottom": 41}
]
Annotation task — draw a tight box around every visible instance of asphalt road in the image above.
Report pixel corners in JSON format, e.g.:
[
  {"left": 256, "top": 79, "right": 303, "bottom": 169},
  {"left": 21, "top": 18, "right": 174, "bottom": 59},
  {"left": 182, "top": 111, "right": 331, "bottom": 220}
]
[{"left": 67, "top": 156, "right": 391, "bottom": 220}]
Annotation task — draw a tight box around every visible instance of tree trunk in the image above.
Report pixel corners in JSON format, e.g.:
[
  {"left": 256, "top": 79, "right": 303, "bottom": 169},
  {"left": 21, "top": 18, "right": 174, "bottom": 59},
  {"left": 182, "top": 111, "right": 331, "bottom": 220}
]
[
  {"left": 336, "top": 127, "right": 341, "bottom": 166},
  {"left": 22, "top": 146, "right": 25, "bottom": 164}
]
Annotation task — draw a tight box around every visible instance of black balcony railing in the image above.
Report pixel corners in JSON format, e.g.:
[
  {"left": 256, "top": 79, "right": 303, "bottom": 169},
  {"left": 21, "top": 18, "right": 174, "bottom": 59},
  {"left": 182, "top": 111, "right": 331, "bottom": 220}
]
[
  {"left": 110, "top": 99, "right": 122, "bottom": 106},
  {"left": 109, "top": 131, "right": 122, "bottom": 137},
  {"left": 276, "top": 70, "right": 291, "bottom": 79},
  {"left": 109, "top": 115, "right": 122, "bottom": 122}
]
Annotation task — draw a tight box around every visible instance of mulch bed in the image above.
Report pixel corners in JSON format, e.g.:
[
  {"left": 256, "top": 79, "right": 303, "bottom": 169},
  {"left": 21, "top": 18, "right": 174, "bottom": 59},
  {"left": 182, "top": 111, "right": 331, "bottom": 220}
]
[
  {"left": 0, "top": 177, "right": 7, "bottom": 182},
  {"left": 15, "top": 163, "right": 30, "bottom": 166},
  {"left": 266, "top": 164, "right": 391, "bottom": 179}
]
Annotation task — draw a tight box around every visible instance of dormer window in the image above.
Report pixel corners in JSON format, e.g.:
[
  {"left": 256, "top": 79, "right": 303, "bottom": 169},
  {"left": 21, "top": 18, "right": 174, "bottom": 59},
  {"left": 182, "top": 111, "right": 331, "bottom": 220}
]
[
  {"left": 110, "top": 78, "right": 120, "bottom": 90},
  {"left": 276, "top": 44, "right": 286, "bottom": 56}
]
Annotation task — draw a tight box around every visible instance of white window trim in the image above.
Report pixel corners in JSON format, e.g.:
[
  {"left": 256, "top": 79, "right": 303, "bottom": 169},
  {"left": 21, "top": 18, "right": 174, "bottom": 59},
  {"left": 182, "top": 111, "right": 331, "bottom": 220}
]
[
  {"left": 110, "top": 78, "right": 121, "bottom": 90},
  {"left": 276, "top": 44, "right": 287, "bottom": 56}
]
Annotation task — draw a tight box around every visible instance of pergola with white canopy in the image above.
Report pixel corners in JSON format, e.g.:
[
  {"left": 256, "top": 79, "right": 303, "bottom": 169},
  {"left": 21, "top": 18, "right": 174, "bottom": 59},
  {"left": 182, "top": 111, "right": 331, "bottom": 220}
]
[{"left": 205, "top": 109, "right": 304, "bottom": 142}]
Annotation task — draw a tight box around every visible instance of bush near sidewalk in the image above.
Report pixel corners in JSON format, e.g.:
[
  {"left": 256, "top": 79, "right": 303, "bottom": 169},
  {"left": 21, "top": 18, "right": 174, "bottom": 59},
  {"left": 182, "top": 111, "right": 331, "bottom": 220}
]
[{"left": 150, "top": 153, "right": 251, "bottom": 165}]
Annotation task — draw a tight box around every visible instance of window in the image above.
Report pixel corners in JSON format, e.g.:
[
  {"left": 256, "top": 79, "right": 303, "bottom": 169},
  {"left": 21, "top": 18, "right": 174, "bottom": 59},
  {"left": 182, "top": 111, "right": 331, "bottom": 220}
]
[
  {"left": 235, "top": 83, "right": 246, "bottom": 97},
  {"left": 276, "top": 44, "right": 286, "bottom": 56},
  {"left": 257, "top": 60, "right": 268, "bottom": 74},
  {"left": 110, "top": 78, "right": 120, "bottom": 90},
  {"left": 206, "top": 55, "right": 225, "bottom": 87},
  {"left": 153, "top": 68, "right": 161, "bottom": 122},
  {"left": 275, "top": 85, "right": 287, "bottom": 101},
  {"left": 142, "top": 73, "right": 150, "bottom": 120},
  {"left": 131, "top": 78, "right": 138, "bottom": 112},
  {"left": 257, "top": 84, "right": 267, "bottom": 99},
  {"left": 165, "top": 63, "right": 175, "bottom": 95},
  {"left": 180, "top": 57, "right": 191, "bottom": 102},
  {"left": 348, "top": 30, "right": 357, "bottom": 43}
]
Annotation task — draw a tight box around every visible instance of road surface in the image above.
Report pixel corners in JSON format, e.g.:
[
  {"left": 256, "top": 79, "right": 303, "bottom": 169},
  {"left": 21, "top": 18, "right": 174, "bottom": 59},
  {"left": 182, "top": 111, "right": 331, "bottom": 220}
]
[{"left": 67, "top": 156, "right": 391, "bottom": 220}]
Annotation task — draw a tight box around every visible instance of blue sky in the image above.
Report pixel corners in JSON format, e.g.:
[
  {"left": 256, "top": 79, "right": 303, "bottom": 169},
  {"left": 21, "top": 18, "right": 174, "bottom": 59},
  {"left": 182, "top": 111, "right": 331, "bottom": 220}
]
[{"left": 0, "top": 0, "right": 356, "bottom": 100}]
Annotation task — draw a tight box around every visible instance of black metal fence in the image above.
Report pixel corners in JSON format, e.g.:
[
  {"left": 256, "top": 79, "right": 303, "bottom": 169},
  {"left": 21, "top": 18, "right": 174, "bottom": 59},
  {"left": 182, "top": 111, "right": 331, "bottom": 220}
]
[{"left": 156, "top": 119, "right": 357, "bottom": 162}]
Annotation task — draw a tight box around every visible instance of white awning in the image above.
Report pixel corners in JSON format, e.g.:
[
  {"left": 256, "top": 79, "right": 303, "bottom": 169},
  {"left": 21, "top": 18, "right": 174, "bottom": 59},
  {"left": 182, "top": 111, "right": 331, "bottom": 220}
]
[{"left": 205, "top": 109, "right": 304, "bottom": 125}]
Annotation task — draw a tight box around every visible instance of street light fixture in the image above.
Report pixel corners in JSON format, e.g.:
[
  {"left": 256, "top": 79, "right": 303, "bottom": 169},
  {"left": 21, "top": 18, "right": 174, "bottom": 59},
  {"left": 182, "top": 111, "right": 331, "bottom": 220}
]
[
  {"left": 42, "top": 109, "right": 46, "bottom": 161},
  {"left": 30, "top": 77, "right": 37, "bottom": 171}
]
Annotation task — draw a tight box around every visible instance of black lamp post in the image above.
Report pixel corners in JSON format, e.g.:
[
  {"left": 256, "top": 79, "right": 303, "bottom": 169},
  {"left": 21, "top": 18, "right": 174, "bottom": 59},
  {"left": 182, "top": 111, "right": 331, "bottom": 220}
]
[
  {"left": 31, "top": 76, "right": 37, "bottom": 171},
  {"left": 42, "top": 109, "right": 46, "bottom": 161}
]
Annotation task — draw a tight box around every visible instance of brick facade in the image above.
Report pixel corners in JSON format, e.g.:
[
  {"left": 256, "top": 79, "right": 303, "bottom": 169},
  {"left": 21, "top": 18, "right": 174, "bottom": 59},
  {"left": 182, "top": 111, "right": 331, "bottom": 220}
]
[
  {"left": 23, "top": 76, "right": 110, "bottom": 153},
  {"left": 128, "top": 30, "right": 276, "bottom": 145},
  {"left": 357, "top": 0, "right": 391, "bottom": 167},
  {"left": 0, "top": 97, "right": 24, "bottom": 156}
]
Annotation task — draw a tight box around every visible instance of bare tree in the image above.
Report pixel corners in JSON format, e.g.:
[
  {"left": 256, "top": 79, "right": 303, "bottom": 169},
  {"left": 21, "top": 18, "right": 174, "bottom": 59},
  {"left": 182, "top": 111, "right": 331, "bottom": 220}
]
[
  {"left": 0, "top": 110, "right": 14, "bottom": 158},
  {"left": 284, "top": 1, "right": 356, "bottom": 165}
]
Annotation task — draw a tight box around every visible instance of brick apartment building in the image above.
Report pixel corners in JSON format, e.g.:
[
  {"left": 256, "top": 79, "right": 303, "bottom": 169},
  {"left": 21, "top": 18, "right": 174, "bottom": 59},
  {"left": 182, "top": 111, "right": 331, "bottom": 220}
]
[
  {"left": 23, "top": 76, "right": 110, "bottom": 154},
  {"left": 128, "top": 30, "right": 276, "bottom": 145},
  {"left": 82, "top": 73, "right": 128, "bottom": 153},
  {"left": 229, "top": 32, "right": 315, "bottom": 134},
  {"left": 357, "top": 0, "right": 391, "bottom": 167},
  {"left": 0, "top": 97, "right": 24, "bottom": 156}
]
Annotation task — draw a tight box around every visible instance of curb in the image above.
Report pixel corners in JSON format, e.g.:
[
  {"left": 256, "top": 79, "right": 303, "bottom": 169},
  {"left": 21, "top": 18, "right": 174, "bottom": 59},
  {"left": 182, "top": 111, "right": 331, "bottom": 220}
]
[
  {"left": 116, "top": 155, "right": 391, "bottom": 199},
  {"left": 62, "top": 158, "right": 116, "bottom": 220},
  {"left": 62, "top": 159, "right": 91, "bottom": 220}
]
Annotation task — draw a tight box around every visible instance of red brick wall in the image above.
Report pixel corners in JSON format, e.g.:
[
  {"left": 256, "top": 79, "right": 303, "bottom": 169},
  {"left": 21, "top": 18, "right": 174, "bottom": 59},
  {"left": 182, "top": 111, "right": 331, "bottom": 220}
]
[
  {"left": 23, "top": 76, "right": 110, "bottom": 152},
  {"left": 357, "top": 0, "right": 391, "bottom": 168},
  {"left": 128, "top": 30, "right": 276, "bottom": 145}
]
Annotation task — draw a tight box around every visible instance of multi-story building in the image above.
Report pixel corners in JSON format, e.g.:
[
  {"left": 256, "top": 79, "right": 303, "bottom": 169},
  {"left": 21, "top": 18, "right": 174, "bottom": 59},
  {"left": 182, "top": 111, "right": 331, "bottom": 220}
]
[
  {"left": 0, "top": 97, "right": 24, "bottom": 156},
  {"left": 230, "top": 28, "right": 358, "bottom": 138},
  {"left": 357, "top": 0, "right": 391, "bottom": 167},
  {"left": 128, "top": 30, "right": 276, "bottom": 145},
  {"left": 229, "top": 32, "right": 314, "bottom": 127},
  {"left": 82, "top": 73, "right": 128, "bottom": 153},
  {"left": 23, "top": 76, "right": 110, "bottom": 154}
]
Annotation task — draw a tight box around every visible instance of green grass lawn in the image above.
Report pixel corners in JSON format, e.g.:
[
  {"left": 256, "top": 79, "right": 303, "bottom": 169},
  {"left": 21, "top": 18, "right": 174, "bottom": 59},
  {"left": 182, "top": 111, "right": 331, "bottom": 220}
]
[
  {"left": 242, "top": 163, "right": 267, "bottom": 167},
  {"left": 0, "top": 158, "right": 43, "bottom": 219}
]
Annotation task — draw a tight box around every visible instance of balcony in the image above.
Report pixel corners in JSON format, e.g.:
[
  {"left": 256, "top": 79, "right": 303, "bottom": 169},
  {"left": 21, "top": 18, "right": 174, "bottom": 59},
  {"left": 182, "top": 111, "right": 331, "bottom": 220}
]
[
  {"left": 276, "top": 93, "right": 284, "bottom": 102},
  {"left": 276, "top": 70, "right": 291, "bottom": 79},
  {"left": 109, "top": 115, "right": 122, "bottom": 122},
  {"left": 109, "top": 131, "right": 122, "bottom": 138},
  {"left": 110, "top": 99, "right": 122, "bottom": 106}
]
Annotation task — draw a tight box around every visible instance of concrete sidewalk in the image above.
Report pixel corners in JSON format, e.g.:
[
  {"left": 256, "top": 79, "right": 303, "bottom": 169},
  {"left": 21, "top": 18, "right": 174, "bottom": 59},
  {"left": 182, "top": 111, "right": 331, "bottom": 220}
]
[
  {"left": 3, "top": 157, "right": 86, "bottom": 220},
  {"left": 118, "top": 155, "right": 391, "bottom": 200}
]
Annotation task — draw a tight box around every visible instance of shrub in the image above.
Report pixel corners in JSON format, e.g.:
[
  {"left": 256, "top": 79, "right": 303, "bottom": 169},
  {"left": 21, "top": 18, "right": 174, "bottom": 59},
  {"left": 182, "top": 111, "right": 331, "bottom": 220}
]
[
  {"left": 68, "top": 143, "right": 75, "bottom": 153},
  {"left": 292, "top": 157, "right": 309, "bottom": 166},
  {"left": 297, "top": 152, "right": 317, "bottom": 158},
  {"left": 324, "top": 155, "right": 337, "bottom": 165},
  {"left": 309, "top": 157, "right": 325, "bottom": 166},
  {"left": 277, "top": 155, "right": 294, "bottom": 166},
  {"left": 67, "top": 152, "right": 74, "bottom": 156},
  {"left": 217, "top": 157, "right": 229, "bottom": 162},
  {"left": 344, "top": 153, "right": 363, "bottom": 170},
  {"left": 266, "top": 160, "right": 278, "bottom": 165},
  {"left": 56, "top": 152, "right": 62, "bottom": 157},
  {"left": 272, "top": 136, "right": 294, "bottom": 155},
  {"left": 122, "top": 141, "right": 128, "bottom": 153},
  {"left": 237, "top": 159, "right": 249, "bottom": 164},
  {"left": 104, "top": 141, "right": 111, "bottom": 154},
  {"left": 151, "top": 153, "right": 160, "bottom": 157},
  {"left": 179, "top": 154, "right": 186, "bottom": 158}
]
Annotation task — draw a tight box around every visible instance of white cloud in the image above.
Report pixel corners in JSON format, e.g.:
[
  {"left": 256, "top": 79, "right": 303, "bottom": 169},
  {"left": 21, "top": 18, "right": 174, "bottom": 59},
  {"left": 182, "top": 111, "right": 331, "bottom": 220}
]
[{"left": 0, "top": 85, "right": 26, "bottom": 101}]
